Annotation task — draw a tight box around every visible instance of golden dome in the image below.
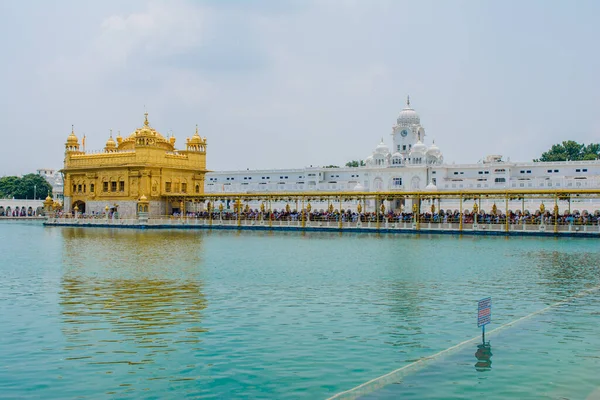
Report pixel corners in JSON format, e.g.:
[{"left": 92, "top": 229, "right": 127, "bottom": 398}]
[
  {"left": 66, "top": 125, "right": 79, "bottom": 144},
  {"left": 189, "top": 125, "right": 202, "bottom": 144},
  {"left": 105, "top": 131, "right": 117, "bottom": 150},
  {"left": 139, "top": 194, "right": 148, "bottom": 201},
  {"left": 116, "top": 130, "right": 123, "bottom": 145}
]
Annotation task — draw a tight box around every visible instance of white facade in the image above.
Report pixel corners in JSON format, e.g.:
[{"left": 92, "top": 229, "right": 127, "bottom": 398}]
[
  {"left": 205, "top": 98, "right": 600, "bottom": 196},
  {"left": 37, "top": 168, "right": 64, "bottom": 201}
]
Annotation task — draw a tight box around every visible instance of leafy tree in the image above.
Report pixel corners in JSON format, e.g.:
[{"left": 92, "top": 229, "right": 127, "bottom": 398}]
[
  {"left": 345, "top": 160, "right": 365, "bottom": 167},
  {"left": 0, "top": 176, "right": 20, "bottom": 198},
  {"left": 323, "top": 165, "right": 339, "bottom": 168},
  {"left": 0, "top": 174, "right": 52, "bottom": 199},
  {"left": 534, "top": 140, "right": 600, "bottom": 162}
]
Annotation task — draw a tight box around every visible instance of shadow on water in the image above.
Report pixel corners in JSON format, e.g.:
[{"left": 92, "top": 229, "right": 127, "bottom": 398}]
[{"left": 58, "top": 228, "right": 208, "bottom": 376}]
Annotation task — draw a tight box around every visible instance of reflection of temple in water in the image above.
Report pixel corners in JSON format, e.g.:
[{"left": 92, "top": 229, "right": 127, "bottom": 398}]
[
  {"left": 59, "top": 228, "right": 208, "bottom": 366},
  {"left": 474, "top": 342, "right": 493, "bottom": 371}
]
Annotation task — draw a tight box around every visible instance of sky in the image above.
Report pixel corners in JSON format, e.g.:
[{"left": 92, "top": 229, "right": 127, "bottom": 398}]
[{"left": 1, "top": 0, "right": 599, "bottom": 176}]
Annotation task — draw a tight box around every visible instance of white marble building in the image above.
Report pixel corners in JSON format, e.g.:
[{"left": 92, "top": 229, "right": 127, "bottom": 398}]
[{"left": 205, "top": 97, "right": 600, "bottom": 198}]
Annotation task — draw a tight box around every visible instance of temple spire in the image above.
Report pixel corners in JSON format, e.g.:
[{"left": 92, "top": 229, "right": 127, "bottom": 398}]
[
  {"left": 407, "top": 95, "right": 410, "bottom": 107},
  {"left": 144, "top": 112, "right": 149, "bottom": 127}
]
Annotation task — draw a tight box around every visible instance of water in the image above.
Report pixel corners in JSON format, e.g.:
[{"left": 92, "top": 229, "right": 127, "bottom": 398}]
[{"left": 0, "top": 224, "right": 599, "bottom": 399}]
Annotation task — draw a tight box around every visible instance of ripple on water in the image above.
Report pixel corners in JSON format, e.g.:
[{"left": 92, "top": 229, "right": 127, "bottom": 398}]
[{"left": 0, "top": 227, "right": 599, "bottom": 399}]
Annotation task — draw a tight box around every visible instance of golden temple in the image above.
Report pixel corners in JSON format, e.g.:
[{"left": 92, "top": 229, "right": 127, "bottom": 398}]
[{"left": 62, "top": 113, "right": 207, "bottom": 217}]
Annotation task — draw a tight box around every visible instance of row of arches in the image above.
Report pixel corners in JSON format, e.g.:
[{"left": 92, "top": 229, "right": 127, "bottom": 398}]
[{"left": 0, "top": 206, "right": 43, "bottom": 217}]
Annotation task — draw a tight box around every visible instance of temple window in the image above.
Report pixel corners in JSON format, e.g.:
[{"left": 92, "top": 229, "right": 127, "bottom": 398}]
[
  {"left": 119, "top": 181, "right": 125, "bottom": 192},
  {"left": 72, "top": 184, "right": 76, "bottom": 193},
  {"left": 78, "top": 184, "right": 82, "bottom": 192},
  {"left": 83, "top": 185, "right": 86, "bottom": 193},
  {"left": 90, "top": 184, "right": 95, "bottom": 193},
  {"left": 166, "top": 182, "right": 171, "bottom": 193},
  {"left": 181, "top": 183, "right": 187, "bottom": 193},
  {"left": 111, "top": 181, "right": 117, "bottom": 192},
  {"left": 103, "top": 182, "right": 108, "bottom": 192},
  {"left": 195, "top": 185, "right": 200, "bottom": 193}
]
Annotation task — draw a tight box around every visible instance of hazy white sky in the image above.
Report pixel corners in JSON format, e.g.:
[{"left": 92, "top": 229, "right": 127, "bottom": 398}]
[{"left": 1, "top": 0, "right": 599, "bottom": 175}]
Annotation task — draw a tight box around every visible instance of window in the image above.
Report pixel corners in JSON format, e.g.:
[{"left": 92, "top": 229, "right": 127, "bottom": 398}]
[
  {"left": 484, "top": 171, "right": 489, "bottom": 174},
  {"left": 495, "top": 178, "right": 506, "bottom": 183},
  {"left": 72, "top": 184, "right": 76, "bottom": 193},
  {"left": 78, "top": 184, "right": 82, "bottom": 192},
  {"left": 182, "top": 183, "right": 187, "bottom": 193},
  {"left": 554, "top": 169, "right": 559, "bottom": 173},
  {"left": 576, "top": 169, "right": 581, "bottom": 172},
  {"left": 547, "top": 169, "right": 552, "bottom": 173},
  {"left": 478, "top": 171, "right": 483, "bottom": 174},
  {"left": 520, "top": 170, "right": 525, "bottom": 174},
  {"left": 195, "top": 185, "right": 200, "bottom": 193},
  {"left": 119, "top": 181, "right": 125, "bottom": 192},
  {"left": 454, "top": 172, "right": 458, "bottom": 175},
  {"left": 494, "top": 169, "right": 506, "bottom": 173},
  {"left": 111, "top": 181, "right": 117, "bottom": 192},
  {"left": 392, "top": 177, "right": 402, "bottom": 186},
  {"left": 103, "top": 182, "right": 108, "bottom": 192},
  {"left": 165, "top": 182, "right": 171, "bottom": 192},
  {"left": 83, "top": 185, "right": 86, "bottom": 193},
  {"left": 174, "top": 183, "right": 180, "bottom": 192},
  {"left": 527, "top": 170, "right": 531, "bottom": 173},
  {"left": 402, "top": 145, "right": 407, "bottom": 151},
  {"left": 583, "top": 169, "right": 588, "bottom": 172},
  {"left": 397, "top": 145, "right": 401, "bottom": 151},
  {"left": 90, "top": 184, "right": 95, "bottom": 193}
]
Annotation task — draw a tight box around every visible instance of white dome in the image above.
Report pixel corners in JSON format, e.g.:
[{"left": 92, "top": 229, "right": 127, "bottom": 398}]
[
  {"left": 375, "top": 140, "right": 390, "bottom": 154},
  {"left": 427, "top": 142, "right": 441, "bottom": 156},
  {"left": 396, "top": 96, "right": 420, "bottom": 126},
  {"left": 411, "top": 140, "right": 427, "bottom": 154},
  {"left": 391, "top": 152, "right": 402, "bottom": 158},
  {"left": 425, "top": 181, "right": 437, "bottom": 191},
  {"left": 353, "top": 182, "right": 365, "bottom": 191}
]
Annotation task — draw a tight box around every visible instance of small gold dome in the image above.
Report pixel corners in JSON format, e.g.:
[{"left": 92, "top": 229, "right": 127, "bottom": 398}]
[
  {"left": 66, "top": 126, "right": 79, "bottom": 144},
  {"left": 169, "top": 136, "right": 176, "bottom": 145},
  {"left": 189, "top": 125, "right": 202, "bottom": 144},
  {"left": 45, "top": 195, "right": 52, "bottom": 201},
  {"left": 105, "top": 136, "right": 116, "bottom": 148},
  {"left": 139, "top": 194, "right": 148, "bottom": 201}
]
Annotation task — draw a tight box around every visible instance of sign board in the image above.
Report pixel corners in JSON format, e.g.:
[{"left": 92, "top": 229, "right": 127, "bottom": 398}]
[{"left": 477, "top": 297, "right": 491, "bottom": 327}]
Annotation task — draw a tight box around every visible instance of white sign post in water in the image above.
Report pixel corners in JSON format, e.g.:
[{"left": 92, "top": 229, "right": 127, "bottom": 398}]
[{"left": 477, "top": 297, "right": 491, "bottom": 343}]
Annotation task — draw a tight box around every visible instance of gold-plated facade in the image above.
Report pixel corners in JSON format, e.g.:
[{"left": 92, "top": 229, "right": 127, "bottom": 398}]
[{"left": 62, "top": 113, "right": 207, "bottom": 216}]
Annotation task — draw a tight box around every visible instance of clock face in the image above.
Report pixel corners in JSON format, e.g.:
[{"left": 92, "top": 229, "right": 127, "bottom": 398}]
[{"left": 400, "top": 129, "right": 408, "bottom": 137}]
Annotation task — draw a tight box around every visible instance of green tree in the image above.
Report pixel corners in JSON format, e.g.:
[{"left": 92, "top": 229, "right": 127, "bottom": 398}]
[
  {"left": 323, "top": 165, "right": 339, "bottom": 168},
  {"left": 0, "top": 176, "right": 20, "bottom": 198},
  {"left": 535, "top": 140, "right": 600, "bottom": 162},
  {"left": 345, "top": 160, "right": 365, "bottom": 167},
  {"left": 0, "top": 174, "right": 52, "bottom": 199}
]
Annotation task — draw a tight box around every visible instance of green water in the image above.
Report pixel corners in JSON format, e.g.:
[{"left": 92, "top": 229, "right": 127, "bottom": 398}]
[{"left": 0, "top": 224, "right": 598, "bottom": 399}]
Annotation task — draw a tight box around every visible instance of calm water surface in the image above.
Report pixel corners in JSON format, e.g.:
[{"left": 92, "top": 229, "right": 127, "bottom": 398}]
[{"left": 0, "top": 223, "right": 599, "bottom": 399}]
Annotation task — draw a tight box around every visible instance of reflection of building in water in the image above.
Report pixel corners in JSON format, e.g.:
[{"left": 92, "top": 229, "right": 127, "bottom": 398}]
[
  {"left": 383, "top": 279, "right": 424, "bottom": 347},
  {"left": 475, "top": 342, "right": 493, "bottom": 371},
  {"left": 59, "top": 228, "right": 208, "bottom": 366}
]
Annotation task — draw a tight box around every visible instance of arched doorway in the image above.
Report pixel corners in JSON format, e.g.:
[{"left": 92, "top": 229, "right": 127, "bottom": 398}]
[
  {"left": 27, "top": 207, "right": 33, "bottom": 216},
  {"left": 5, "top": 206, "right": 11, "bottom": 216},
  {"left": 0, "top": 206, "right": 4, "bottom": 216},
  {"left": 72, "top": 200, "right": 86, "bottom": 214}
]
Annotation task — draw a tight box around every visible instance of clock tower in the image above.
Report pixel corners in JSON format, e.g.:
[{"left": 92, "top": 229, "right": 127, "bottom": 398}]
[{"left": 391, "top": 96, "right": 425, "bottom": 158}]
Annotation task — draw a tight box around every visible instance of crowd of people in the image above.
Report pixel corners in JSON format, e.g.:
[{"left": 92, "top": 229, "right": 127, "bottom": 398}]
[{"left": 178, "top": 208, "right": 600, "bottom": 226}]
